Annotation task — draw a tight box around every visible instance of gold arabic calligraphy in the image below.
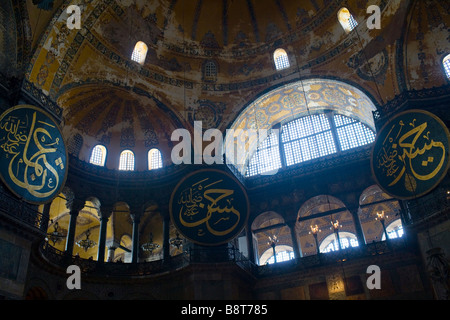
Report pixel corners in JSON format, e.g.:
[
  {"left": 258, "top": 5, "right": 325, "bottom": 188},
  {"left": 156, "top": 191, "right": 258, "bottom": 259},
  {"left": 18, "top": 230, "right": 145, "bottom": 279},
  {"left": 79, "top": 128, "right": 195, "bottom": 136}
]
[
  {"left": 375, "top": 117, "right": 446, "bottom": 192},
  {"left": 177, "top": 177, "right": 241, "bottom": 237},
  {"left": 0, "top": 110, "right": 63, "bottom": 199}
]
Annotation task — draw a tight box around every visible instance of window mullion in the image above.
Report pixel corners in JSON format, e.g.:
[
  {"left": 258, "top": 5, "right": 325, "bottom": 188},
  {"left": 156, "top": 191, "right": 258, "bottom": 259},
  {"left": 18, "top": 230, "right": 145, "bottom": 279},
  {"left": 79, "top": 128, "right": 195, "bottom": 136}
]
[{"left": 327, "top": 111, "right": 342, "bottom": 153}]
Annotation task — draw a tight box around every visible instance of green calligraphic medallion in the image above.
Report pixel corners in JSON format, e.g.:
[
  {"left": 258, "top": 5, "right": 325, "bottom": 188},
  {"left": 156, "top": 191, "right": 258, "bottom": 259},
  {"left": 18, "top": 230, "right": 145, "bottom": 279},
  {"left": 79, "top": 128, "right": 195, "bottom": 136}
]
[
  {"left": 0, "top": 105, "right": 68, "bottom": 204},
  {"left": 371, "top": 110, "right": 450, "bottom": 200},
  {"left": 170, "top": 169, "right": 249, "bottom": 246}
]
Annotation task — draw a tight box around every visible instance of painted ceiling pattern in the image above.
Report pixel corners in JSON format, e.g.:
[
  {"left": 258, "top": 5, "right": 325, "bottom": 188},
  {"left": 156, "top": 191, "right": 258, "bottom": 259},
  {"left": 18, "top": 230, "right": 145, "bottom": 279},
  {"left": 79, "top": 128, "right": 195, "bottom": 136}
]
[{"left": 18, "top": 0, "right": 449, "bottom": 168}]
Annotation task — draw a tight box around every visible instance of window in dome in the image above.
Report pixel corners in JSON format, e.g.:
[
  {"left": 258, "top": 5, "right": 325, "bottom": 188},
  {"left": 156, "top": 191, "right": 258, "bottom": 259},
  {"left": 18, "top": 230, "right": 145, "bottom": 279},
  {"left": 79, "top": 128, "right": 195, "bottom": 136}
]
[
  {"left": 246, "top": 129, "right": 282, "bottom": 177},
  {"left": 131, "top": 41, "right": 148, "bottom": 65},
  {"left": 338, "top": 7, "right": 358, "bottom": 33},
  {"left": 273, "top": 48, "right": 290, "bottom": 70},
  {"left": 281, "top": 114, "right": 337, "bottom": 166},
  {"left": 334, "top": 114, "right": 375, "bottom": 151},
  {"left": 443, "top": 54, "right": 450, "bottom": 79},
  {"left": 89, "top": 145, "right": 107, "bottom": 166},
  {"left": 203, "top": 60, "right": 218, "bottom": 82},
  {"left": 148, "top": 148, "right": 163, "bottom": 170},
  {"left": 119, "top": 150, "right": 135, "bottom": 171}
]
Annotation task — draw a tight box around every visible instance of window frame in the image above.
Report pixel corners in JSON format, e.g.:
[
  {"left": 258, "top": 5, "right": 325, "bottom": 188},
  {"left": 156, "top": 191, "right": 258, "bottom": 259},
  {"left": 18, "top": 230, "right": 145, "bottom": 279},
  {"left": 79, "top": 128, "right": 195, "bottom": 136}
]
[
  {"left": 273, "top": 48, "right": 290, "bottom": 71},
  {"left": 245, "top": 112, "right": 376, "bottom": 177},
  {"left": 245, "top": 129, "right": 282, "bottom": 177},
  {"left": 89, "top": 144, "right": 107, "bottom": 167},
  {"left": 443, "top": 54, "right": 450, "bottom": 80},
  {"left": 148, "top": 148, "right": 163, "bottom": 170},
  {"left": 337, "top": 7, "right": 358, "bottom": 33},
  {"left": 131, "top": 41, "right": 148, "bottom": 66},
  {"left": 119, "top": 150, "right": 135, "bottom": 171}
]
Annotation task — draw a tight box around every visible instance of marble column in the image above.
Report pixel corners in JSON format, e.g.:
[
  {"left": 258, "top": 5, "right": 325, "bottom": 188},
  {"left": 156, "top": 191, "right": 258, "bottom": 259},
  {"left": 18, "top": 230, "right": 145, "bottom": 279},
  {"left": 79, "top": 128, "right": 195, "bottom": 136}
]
[
  {"left": 65, "top": 199, "right": 84, "bottom": 257},
  {"left": 97, "top": 206, "right": 112, "bottom": 263},
  {"left": 130, "top": 211, "right": 141, "bottom": 263},
  {"left": 287, "top": 220, "right": 302, "bottom": 259}
]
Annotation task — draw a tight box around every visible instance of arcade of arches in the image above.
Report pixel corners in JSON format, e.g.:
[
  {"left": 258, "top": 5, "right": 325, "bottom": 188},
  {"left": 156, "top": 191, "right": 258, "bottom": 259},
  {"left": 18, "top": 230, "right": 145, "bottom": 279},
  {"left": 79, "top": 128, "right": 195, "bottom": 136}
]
[{"left": 0, "top": 0, "right": 449, "bottom": 300}]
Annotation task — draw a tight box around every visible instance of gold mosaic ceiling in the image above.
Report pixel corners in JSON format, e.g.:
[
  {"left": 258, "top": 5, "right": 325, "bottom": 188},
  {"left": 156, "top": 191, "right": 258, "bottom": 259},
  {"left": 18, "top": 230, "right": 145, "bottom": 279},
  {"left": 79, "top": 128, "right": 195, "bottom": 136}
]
[{"left": 24, "top": 0, "right": 432, "bottom": 168}]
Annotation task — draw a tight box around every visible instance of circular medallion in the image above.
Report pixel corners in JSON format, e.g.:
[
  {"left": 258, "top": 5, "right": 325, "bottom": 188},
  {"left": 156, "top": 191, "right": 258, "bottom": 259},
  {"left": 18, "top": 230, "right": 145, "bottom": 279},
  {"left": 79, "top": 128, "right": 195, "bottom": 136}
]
[
  {"left": 371, "top": 110, "right": 450, "bottom": 200},
  {"left": 0, "top": 105, "right": 68, "bottom": 204},
  {"left": 169, "top": 169, "right": 249, "bottom": 246}
]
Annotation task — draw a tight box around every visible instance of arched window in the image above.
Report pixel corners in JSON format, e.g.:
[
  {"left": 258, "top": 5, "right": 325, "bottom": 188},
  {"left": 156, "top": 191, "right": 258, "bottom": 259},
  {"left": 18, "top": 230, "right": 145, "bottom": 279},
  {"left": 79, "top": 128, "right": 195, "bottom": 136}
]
[
  {"left": 443, "top": 54, "right": 450, "bottom": 79},
  {"left": 334, "top": 114, "right": 376, "bottom": 151},
  {"left": 89, "top": 145, "right": 107, "bottom": 166},
  {"left": 338, "top": 7, "right": 358, "bottom": 33},
  {"left": 203, "top": 60, "right": 218, "bottom": 82},
  {"left": 273, "top": 48, "right": 290, "bottom": 70},
  {"left": 245, "top": 113, "right": 375, "bottom": 177},
  {"left": 119, "top": 150, "right": 135, "bottom": 171},
  {"left": 148, "top": 148, "right": 163, "bottom": 170},
  {"left": 131, "top": 41, "right": 148, "bottom": 65},
  {"left": 319, "top": 232, "right": 359, "bottom": 253},
  {"left": 246, "top": 129, "right": 282, "bottom": 177}
]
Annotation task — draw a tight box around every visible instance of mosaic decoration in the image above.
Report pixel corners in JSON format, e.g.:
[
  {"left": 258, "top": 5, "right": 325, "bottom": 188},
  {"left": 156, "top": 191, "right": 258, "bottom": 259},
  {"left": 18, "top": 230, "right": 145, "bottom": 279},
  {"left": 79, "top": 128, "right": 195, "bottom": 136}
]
[
  {"left": 371, "top": 110, "right": 450, "bottom": 199},
  {"left": 170, "top": 169, "right": 249, "bottom": 246},
  {"left": 0, "top": 105, "right": 67, "bottom": 204}
]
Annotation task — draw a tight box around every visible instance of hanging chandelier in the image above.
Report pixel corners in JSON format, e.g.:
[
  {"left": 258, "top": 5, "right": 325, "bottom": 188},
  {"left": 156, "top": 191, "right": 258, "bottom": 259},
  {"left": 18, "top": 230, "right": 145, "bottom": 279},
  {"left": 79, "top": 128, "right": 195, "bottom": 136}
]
[
  {"left": 141, "top": 233, "right": 160, "bottom": 254},
  {"left": 169, "top": 231, "right": 183, "bottom": 249},
  {"left": 46, "top": 220, "right": 66, "bottom": 245},
  {"left": 76, "top": 229, "right": 96, "bottom": 252}
]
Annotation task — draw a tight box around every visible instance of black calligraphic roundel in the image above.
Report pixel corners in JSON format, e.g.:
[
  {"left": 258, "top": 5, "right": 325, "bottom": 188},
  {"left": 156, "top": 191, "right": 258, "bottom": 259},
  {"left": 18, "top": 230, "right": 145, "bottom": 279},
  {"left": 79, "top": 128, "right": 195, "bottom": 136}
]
[
  {"left": 169, "top": 169, "right": 249, "bottom": 246},
  {"left": 371, "top": 110, "right": 450, "bottom": 200},
  {"left": 0, "top": 105, "right": 68, "bottom": 204}
]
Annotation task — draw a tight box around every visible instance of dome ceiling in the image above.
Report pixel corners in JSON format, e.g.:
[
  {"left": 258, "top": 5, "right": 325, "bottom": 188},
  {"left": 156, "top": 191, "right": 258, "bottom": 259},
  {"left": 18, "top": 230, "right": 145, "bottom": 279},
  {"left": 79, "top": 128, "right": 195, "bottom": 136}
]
[
  {"left": 23, "top": 0, "right": 418, "bottom": 167},
  {"left": 57, "top": 85, "right": 181, "bottom": 158},
  {"left": 125, "top": 0, "right": 330, "bottom": 51}
]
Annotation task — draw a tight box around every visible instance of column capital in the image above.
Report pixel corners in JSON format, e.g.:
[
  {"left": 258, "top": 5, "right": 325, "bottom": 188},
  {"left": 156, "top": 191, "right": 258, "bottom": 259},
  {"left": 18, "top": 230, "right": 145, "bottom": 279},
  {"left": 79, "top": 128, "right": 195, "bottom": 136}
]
[
  {"left": 65, "top": 198, "right": 84, "bottom": 214},
  {"left": 98, "top": 206, "right": 114, "bottom": 220},
  {"left": 130, "top": 211, "right": 142, "bottom": 223}
]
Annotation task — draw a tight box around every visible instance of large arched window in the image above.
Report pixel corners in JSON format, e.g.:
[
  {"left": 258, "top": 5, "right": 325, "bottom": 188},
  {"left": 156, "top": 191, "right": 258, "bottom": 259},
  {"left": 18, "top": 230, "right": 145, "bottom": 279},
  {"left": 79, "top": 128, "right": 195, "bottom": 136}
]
[
  {"left": 89, "top": 145, "right": 107, "bottom": 166},
  {"left": 443, "top": 54, "right": 450, "bottom": 80},
  {"left": 148, "top": 148, "right": 163, "bottom": 170},
  {"left": 338, "top": 7, "right": 358, "bottom": 33},
  {"left": 119, "top": 150, "right": 135, "bottom": 171},
  {"left": 131, "top": 41, "right": 148, "bottom": 65},
  {"left": 225, "top": 79, "right": 378, "bottom": 177},
  {"left": 245, "top": 113, "right": 375, "bottom": 177},
  {"left": 273, "top": 48, "right": 290, "bottom": 70}
]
